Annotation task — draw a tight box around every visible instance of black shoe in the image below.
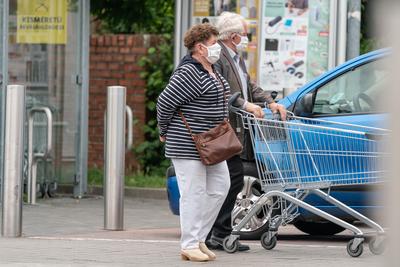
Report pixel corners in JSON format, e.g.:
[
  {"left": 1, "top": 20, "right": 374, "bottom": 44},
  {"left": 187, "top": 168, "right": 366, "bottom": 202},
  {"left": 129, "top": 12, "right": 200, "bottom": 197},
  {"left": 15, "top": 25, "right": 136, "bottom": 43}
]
[
  {"left": 236, "top": 241, "right": 250, "bottom": 252},
  {"left": 206, "top": 237, "right": 250, "bottom": 252},
  {"left": 205, "top": 239, "right": 223, "bottom": 250}
]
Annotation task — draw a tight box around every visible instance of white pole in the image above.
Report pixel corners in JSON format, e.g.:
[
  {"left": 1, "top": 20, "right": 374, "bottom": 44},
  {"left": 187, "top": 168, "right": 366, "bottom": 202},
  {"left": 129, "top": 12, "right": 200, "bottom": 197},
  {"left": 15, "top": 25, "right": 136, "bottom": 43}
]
[
  {"left": 336, "top": 0, "right": 348, "bottom": 65},
  {"left": 328, "top": 0, "right": 339, "bottom": 69},
  {"left": 346, "top": 0, "right": 361, "bottom": 59},
  {"left": 174, "top": 0, "right": 183, "bottom": 68},
  {"left": 104, "top": 86, "right": 126, "bottom": 230},
  {"left": 1, "top": 85, "right": 26, "bottom": 237}
]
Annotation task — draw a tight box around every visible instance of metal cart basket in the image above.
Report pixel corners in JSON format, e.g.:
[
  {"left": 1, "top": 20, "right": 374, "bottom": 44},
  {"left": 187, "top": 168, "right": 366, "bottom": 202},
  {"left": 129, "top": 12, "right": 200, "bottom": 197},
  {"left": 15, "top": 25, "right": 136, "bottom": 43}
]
[{"left": 223, "top": 109, "right": 389, "bottom": 257}]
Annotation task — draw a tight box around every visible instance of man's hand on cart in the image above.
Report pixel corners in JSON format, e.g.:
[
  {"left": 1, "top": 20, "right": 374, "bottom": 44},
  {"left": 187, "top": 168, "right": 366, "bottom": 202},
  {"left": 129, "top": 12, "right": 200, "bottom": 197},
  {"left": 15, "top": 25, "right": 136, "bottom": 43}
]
[
  {"left": 268, "top": 102, "right": 287, "bottom": 121},
  {"left": 229, "top": 92, "right": 287, "bottom": 120},
  {"left": 245, "top": 102, "right": 265, "bottom": 118}
]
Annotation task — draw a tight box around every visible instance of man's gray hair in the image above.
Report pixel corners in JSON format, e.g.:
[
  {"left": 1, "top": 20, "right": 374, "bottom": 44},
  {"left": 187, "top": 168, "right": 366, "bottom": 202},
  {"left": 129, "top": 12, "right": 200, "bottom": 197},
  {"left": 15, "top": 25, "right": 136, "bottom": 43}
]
[{"left": 216, "top": 12, "right": 246, "bottom": 40}]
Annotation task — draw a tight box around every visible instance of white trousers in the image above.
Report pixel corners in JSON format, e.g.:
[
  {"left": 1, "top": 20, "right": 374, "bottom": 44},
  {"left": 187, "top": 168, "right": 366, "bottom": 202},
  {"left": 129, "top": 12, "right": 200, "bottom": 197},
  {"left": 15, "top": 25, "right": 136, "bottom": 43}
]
[{"left": 172, "top": 159, "right": 230, "bottom": 250}]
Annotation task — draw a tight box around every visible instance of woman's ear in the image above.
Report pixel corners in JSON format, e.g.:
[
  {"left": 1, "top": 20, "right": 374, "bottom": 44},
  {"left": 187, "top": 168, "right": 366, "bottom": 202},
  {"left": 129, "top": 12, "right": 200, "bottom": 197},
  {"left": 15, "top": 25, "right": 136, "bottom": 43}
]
[{"left": 197, "top": 43, "right": 206, "bottom": 55}]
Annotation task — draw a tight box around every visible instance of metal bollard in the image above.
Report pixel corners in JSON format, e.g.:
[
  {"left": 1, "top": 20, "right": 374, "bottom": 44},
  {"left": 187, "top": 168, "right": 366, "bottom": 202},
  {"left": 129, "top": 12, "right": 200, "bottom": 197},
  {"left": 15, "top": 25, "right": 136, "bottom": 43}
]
[
  {"left": 1, "top": 85, "right": 26, "bottom": 237},
  {"left": 104, "top": 86, "right": 133, "bottom": 230}
]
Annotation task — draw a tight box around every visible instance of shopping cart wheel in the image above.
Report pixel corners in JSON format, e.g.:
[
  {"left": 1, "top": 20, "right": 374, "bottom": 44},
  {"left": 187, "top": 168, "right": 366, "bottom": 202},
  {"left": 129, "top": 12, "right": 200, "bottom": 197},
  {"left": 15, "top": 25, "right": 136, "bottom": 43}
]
[
  {"left": 260, "top": 232, "right": 277, "bottom": 250},
  {"left": 222, "top": 236, "right": 239, "bottom": 253},
  {"left": 347, "top": 239, "right": 364, "bottom": 257},
  {"left": 368, "top": 236, "right": 386, "bottom": 255}
]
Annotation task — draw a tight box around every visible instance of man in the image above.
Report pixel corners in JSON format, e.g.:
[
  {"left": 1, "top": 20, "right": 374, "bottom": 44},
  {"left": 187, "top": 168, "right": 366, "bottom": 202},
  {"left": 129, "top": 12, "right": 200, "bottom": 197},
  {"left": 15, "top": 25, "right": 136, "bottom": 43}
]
[{"left": 205, "top": 12, "right": 286, "bottom": 252}]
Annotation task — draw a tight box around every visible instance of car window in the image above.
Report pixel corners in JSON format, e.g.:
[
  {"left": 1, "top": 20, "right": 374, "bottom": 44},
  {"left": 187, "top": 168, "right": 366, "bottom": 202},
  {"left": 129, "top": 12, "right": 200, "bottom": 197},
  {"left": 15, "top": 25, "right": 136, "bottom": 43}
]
[{"left": 312, "top": 59, "right": 387, "bottom": 115}]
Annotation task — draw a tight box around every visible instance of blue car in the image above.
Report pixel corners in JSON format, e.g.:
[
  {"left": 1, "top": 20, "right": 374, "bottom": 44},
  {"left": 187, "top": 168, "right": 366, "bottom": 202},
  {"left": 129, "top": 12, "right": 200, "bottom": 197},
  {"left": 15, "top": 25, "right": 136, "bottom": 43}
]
[{"left": 166, "top": 49, "right": 389, "bottom": 239}]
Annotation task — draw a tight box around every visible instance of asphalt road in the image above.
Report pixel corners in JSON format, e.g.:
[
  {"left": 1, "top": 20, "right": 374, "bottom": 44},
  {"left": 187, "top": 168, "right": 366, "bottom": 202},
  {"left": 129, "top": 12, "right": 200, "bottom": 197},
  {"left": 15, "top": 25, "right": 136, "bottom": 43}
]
[{"left": 0, "top": 196, "right": 386, "bottom": 266}]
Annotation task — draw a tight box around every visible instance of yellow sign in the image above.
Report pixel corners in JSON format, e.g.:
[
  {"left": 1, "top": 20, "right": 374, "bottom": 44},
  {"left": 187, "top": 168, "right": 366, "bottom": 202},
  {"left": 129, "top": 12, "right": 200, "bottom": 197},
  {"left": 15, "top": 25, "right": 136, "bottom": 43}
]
[
  {"left": 17, "top": 0, "right": 68, "bottom": 44},
  {"left": 194, "top": 0, "right": 210, "bottom": 17}
]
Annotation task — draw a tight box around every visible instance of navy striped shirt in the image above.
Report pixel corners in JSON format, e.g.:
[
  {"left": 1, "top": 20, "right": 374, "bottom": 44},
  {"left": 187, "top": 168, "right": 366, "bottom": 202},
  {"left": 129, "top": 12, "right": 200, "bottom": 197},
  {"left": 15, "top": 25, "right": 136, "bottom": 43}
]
[{"left": 157, "top": 56, "right": 230, "bottom": 160}]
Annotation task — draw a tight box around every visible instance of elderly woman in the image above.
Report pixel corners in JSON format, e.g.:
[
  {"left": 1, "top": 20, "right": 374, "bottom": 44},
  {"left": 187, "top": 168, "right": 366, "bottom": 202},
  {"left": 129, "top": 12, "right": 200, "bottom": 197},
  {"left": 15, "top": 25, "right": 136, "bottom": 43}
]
[{"left": 156, "top": 24, "right": 231, "bottom": 262}]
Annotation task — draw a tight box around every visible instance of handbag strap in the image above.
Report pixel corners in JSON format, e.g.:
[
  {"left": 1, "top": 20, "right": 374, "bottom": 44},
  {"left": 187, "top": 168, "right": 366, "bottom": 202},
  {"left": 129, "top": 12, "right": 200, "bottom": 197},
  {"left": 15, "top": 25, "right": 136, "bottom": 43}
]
[
  {"left": 215, "top": 74, "right": 227, "bottom": 117},
  {"left": 179, "top": 111, "right": 194, "bottom": 137},
  {"left": 179, "top": 72, "right": 228, "bottom": 137}
]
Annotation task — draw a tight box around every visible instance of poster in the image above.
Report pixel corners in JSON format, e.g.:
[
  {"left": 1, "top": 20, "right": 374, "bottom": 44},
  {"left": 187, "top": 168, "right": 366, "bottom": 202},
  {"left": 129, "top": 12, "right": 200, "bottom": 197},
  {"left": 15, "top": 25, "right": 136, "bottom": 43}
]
[
  {"left": 17, "top": 0, "right": 68, "bottom": 44},
  {"left": 259, "top": 0, "right": 331, "bottom": 95},
  {"left": 192, "top": 0, "right": 260, "bottom": 81},
  {"left": 239, "top": 0, "right": 260, "bottom": 79}
]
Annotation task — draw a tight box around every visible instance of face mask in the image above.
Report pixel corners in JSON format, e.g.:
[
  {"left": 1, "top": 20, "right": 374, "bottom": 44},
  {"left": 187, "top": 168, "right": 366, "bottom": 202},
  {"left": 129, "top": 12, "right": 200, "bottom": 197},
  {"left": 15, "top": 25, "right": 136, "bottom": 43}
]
[
  {"left": 201, "top": 43, "right": 221, "bottom": 64},
  {"left": 233, "top": 35, "right": 249, "bottom": 51}
]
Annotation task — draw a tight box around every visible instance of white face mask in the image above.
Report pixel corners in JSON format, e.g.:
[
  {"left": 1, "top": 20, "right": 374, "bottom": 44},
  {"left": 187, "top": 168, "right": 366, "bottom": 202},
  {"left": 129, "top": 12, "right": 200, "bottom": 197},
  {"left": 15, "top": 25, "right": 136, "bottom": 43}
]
[
  {"left": 201, "top": 43, "right": 221, "bottom": 64},
  {"left": 233, "top": 35, "right": 249, "bottom": 51}
]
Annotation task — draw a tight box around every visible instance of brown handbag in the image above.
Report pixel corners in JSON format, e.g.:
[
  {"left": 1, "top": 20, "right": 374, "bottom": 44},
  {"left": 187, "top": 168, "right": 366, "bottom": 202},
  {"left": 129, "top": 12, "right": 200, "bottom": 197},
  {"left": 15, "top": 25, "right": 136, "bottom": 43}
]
[{"left": 179, "top": 76, "right": 243, "bottom": 165}]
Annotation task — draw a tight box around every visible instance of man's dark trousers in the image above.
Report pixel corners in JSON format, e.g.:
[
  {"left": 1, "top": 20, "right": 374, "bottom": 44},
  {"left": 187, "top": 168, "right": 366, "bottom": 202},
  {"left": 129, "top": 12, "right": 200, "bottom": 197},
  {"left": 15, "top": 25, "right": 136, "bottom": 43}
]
[{"left": 209, "top": 154, "right": 244, "bottom": 239}]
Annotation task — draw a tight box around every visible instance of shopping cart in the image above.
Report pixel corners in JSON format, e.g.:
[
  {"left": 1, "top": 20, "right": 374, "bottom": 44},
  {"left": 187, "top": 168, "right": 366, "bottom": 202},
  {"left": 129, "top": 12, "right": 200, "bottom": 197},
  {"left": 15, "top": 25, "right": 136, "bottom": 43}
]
[{"left": 223, "top": 105, "right": 389, "bottom": 257}]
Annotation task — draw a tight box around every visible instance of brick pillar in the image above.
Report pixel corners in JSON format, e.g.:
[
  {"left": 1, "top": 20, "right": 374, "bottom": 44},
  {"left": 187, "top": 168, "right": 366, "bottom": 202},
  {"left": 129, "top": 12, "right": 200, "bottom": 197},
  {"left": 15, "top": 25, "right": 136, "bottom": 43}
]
[{"left": 89, "top": 34, "right": 160, "bottom": 172}]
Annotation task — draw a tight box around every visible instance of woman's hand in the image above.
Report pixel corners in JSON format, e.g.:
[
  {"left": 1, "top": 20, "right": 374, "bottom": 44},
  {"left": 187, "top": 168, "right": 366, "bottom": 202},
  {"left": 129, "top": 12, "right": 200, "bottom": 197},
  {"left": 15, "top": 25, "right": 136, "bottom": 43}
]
[{"left": 159, "top": 136, "right": 166, "bottom": 142}]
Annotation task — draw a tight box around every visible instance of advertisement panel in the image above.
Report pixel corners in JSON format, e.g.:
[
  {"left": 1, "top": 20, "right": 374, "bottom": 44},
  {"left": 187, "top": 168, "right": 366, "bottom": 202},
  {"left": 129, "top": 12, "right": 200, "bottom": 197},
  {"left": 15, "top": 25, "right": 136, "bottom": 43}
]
[
  {"left": 259, "top": 0, "right": 331, "bottom": 95},
  {"left": 192, "top": 0, "right": 260, "bottom": 80},
  {"left": 191, "top": 0, "right": 333, "bottom": 96}
]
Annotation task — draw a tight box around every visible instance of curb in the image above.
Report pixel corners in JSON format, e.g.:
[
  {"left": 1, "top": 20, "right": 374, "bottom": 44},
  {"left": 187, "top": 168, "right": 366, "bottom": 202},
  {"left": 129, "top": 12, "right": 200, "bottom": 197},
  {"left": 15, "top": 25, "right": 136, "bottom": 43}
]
[{"left": 57, "top": 185, "right": 167, "bottom": 200}]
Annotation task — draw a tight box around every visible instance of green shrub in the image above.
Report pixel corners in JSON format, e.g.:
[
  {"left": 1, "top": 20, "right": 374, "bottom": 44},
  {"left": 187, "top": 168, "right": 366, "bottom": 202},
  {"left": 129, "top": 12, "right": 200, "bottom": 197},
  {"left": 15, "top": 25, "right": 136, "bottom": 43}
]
[
  {"left": 91, "top": 0, "right": 174, "bottom": 34},
  {"left": 134, "top": 34, "right": 174, "bottom": 175}
]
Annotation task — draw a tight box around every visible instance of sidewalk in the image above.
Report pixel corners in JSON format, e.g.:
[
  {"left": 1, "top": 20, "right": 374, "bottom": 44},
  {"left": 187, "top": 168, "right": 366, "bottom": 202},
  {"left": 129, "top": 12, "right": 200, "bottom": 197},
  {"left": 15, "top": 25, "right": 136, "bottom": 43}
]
[{"left": 0, "top": 195, "right": 384, "bottom": 266}]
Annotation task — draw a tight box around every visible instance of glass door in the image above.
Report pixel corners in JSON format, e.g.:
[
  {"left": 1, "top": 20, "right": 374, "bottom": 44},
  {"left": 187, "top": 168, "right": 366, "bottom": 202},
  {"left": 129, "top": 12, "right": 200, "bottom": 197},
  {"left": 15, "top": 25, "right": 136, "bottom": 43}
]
[{"left": 5, "top": 0, "right": 86, "bottom": 196}]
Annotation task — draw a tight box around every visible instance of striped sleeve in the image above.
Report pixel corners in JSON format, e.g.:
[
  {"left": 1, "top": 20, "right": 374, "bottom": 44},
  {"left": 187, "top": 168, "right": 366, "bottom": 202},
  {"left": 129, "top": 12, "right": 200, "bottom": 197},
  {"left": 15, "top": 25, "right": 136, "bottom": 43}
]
[{"left": 156, "top": 65, "right": 204, "bottom": 137}]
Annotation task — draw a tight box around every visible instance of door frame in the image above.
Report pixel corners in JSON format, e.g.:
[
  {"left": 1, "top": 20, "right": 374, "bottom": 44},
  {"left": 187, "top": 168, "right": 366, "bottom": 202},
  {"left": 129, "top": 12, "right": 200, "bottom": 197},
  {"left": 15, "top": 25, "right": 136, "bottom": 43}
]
[
  {"left": 74, "top": 0, "right": 90, "bottom": 198},
  {"left": 0, "top": 0, "right": 10, "bottom": 198}
]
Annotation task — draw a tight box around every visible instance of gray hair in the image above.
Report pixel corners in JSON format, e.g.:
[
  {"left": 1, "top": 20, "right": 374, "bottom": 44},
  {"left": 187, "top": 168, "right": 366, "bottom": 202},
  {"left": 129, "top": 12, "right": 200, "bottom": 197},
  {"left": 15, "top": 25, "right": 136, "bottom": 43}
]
[{"left": 216, "top": 12, "right": 246, "bottom": 40}]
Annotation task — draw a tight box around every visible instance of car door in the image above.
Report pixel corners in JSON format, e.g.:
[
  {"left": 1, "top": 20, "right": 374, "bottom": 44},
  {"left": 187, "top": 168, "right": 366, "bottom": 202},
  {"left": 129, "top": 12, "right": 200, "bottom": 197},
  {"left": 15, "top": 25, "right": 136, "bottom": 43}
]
[{"left": 291, "top": 57, "right": 388, "bottom": 217}]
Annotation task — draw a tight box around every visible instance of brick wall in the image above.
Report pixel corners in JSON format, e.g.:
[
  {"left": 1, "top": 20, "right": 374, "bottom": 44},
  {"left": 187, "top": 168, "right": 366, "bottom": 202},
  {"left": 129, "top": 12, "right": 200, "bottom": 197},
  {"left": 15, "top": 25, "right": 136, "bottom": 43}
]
[{"left": 89, "top": 34, "right": 161, "bottom": 172}]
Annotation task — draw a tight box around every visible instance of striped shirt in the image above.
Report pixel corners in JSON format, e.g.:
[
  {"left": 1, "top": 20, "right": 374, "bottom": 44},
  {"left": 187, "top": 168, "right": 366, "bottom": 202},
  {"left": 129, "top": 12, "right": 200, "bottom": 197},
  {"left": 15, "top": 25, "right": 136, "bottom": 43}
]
[{"left": 156, "top": 56, "right": 230, "bottom": 160}]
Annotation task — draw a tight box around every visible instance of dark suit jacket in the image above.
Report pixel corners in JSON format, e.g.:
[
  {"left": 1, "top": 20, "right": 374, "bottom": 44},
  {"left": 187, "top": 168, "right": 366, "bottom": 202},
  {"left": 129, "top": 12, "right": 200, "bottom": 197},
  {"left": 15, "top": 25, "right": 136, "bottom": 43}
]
[{"left": 214, "top": 40, "right": 274, "bottom": 160}]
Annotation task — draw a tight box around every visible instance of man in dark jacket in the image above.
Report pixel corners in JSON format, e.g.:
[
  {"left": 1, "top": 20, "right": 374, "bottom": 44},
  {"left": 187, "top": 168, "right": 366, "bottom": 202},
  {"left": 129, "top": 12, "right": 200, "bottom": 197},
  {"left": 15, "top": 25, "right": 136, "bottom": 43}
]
[{"left": 206, "top": 11, "right": 286, "bottom": 252}]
